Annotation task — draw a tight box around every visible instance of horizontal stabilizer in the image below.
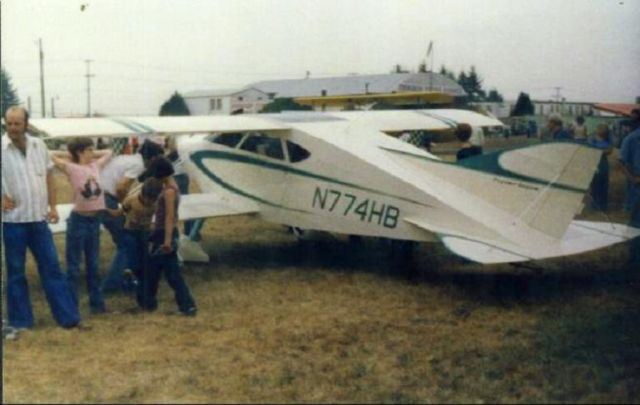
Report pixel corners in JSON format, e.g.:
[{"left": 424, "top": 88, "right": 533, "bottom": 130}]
[{"left": 440, "top": 220, "right": 640, "bottom": 264}]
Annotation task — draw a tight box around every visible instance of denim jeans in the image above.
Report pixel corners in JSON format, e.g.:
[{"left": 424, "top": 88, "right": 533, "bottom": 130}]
[
  {"left": 101, "top": 193, "right": 130, "bottom": 292},
  {"left": 139, "top": 228, "right": 196, "bottom": 313},
  {"left": 121, "top": 229, "right": 150, "bottom": 308},
  {"left": 590, "top": 157, "right": 609, "bottom": 211},
  {"left": 3, "top": 221, "right": 81, "bottom": 328},
  {"left": 630, "top": 200, "right": 640, "bottom": 267},
  {"left": 66, "top": 212, "right": 105, "bottom": 312}
]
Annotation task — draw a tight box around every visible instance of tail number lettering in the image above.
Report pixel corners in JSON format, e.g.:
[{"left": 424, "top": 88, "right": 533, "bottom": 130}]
[{"left": 312, "top": 187, "right": 399, "bottom": 228}]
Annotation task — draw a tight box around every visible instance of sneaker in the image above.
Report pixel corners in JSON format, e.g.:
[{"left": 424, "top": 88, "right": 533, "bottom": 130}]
[
  {"left": 122, "top": 269, "right": 139, "bottom": 291},
  {"left": 3, "top": 326, "right": 19, "bottom": 341},
  {"left": 181, "top": 307, "right": 197, "bottom": 317}
]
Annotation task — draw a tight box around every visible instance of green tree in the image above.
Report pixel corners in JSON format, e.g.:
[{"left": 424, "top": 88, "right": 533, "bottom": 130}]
[
  {"left": 487, "top": 89, "right": 504, "bottom": 102},
  {"left": 465, "top": 66, "right": 486, "bottom": 101},
  {"left": 159, "top": 91, "right": 190, "bottom": 116},
  {"left": 438, "top": 65, "right": 456, "bottom": 81},
  {"left": 457, "top": 71, "right": 469, "bottom": 94},
  {"left": 511, "top": 92, "right": 535, "bottom": 116},
  {"left": 1, "top": 66, "right": 20, "bottom": 117},
  {"left": 260, "top": 98, "right": 312, "bottom": 113}
]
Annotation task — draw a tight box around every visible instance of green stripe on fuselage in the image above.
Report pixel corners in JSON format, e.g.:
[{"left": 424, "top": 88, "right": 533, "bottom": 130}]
[
  {"left": 190, "top": 150, "right": 434, "bottom": 209},
  {"left": 380, "top": 143, "right": 590, "bottom": 194}
]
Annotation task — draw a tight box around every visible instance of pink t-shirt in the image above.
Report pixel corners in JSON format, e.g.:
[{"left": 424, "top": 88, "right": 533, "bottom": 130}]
[{"left": 64, "top": 161, "right": 106, "bottom": 212}]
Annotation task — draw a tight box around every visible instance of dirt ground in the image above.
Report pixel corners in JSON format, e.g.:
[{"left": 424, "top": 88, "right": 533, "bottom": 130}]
[{"left": 2, "top": 137, "right": 639, "bottom": 403}]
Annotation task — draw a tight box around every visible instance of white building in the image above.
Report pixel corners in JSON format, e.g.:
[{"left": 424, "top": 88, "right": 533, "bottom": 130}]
[
  {"left": 183, "top": 87, "right": 271, "bottom": 116},
  {"left": 249, "top": 72, "right": 466, "bottom": 99},
  {"left": 472, "top": 100, "right": 598, "bottom": 120},
  {"left": 183, "top": 73, "right": 466, "bottom": 115}
]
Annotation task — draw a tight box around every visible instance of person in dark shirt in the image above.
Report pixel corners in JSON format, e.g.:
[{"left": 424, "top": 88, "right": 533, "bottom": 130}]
[
  {"left": 542, "top": 115, "right": 573, "bottom": 141},
  {"left": 455, "top": 123, "right": 482, "bottom": 161}
]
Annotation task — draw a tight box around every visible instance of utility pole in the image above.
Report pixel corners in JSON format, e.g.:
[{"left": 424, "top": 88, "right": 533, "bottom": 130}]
[
  {"left": 38, "top": 38, "right": 46, "bottom": 117},
  {"left": 27, "top": 96, "right": 32, "bottom": 112},
  {"left": 51, "top": 96, "right": 59, "bottom": 118},
  {"left": 553, "top": 87, "right": 563, "bottom": 114},
  {"left": 85, "top": 59, "right": 94, "bottom": 117}
]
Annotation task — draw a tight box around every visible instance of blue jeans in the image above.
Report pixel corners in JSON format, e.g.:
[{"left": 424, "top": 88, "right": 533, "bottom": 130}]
[
  {"left": 3, "top": 222, "right": 81, "bottom": 328},
  {"left": 101, "top": 194, "right": 130, "bottom": 292},
  {"left": 139, "top": 228, "right": 195, "bottom": 313},
  {"left": 590, "top": 157, "right": 609, "bottom": 211},
  {"left": 122, "top": 229, "right": 150, "bottom": 308},
  {"left": 630, "top": 199, "right": 640, "bottom": 267},
  {"left": 66, "top": 212, "right": 105, "bottom": 312}
]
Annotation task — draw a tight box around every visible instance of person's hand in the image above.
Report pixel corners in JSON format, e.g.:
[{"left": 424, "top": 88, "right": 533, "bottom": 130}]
[
  {"left": 2, "top": 196, "right": 16, "bottom": 212},
  {"left": 48, "top": 207, "right": 60, "bottom": 224},
  {"left": 160, "top": 243, "right": 173, "bottom": 254}
]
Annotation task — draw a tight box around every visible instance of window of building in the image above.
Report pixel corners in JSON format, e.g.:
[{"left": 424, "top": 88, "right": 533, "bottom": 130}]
[{"left": 216, "top": 99, "right": 222, "bottom": 110}]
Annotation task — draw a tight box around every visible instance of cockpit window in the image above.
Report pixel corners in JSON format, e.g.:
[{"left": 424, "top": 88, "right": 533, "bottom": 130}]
[
  {"left": 206, "top": 133, "right": 244, "bottom": 148},
  {"left": 239, "top": 133, "right": 284, "bottom": 160},
  {"left": 286, "top": 141, "right": 310, "bottom": 163}
]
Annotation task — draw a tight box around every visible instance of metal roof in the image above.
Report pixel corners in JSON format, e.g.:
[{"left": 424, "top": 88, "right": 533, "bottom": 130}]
[
  {"left": 248, "top": 72, "right": 465, "bottom": 98},
  {"left": 183, "top": 87, "right": 268, "bottom": 98}
]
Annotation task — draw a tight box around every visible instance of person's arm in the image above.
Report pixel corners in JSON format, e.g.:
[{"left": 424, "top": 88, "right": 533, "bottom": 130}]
[
  {"left": 46, "top": 170, "right": 59, "bottom": 224},
  {"left": 161, "top": 187, "right": 176, "bottom": 253},
  {"left": 49, "top": 150, "right": 70, "bottom": 171},
  {"left": 1, "top": 194, "right": 16, "bottom": 212},
  {"left": 93, "top": 149, "right": 113, "bottom": 169},
  {"left": 620, "top": 163, "right": 640, "bottom": 184},
  {"left": 115, "top": 177, "right": 135, "bottom": 202}
]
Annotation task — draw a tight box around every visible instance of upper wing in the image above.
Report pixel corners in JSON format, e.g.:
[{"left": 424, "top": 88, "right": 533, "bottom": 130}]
[
  {"left": 29, "top": 109, "right": 502, "bottom": 140},
  {"left": 330, "top": 108, "right": 505, "bottom": 132},
  {"left": 29, "top": 115, "right": 290, "bottom": 139}
]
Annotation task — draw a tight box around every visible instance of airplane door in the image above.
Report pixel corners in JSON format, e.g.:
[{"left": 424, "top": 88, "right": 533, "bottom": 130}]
[{"left": 231, "top": 133, "right": 288, "bottom": 221}]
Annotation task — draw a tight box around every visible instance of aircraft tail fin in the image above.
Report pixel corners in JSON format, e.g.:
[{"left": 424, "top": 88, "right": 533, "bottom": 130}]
[{"left": 451, "top": 141, "right": 602, "bottom": 240}]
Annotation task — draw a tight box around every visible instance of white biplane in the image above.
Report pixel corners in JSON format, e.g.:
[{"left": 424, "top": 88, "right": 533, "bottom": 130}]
[{"left": 29, "top": 109, "right": 639, "bottom": 265}]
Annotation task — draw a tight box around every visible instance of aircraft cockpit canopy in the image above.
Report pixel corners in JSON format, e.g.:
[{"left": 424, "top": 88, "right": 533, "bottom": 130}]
[{"left": 206, "top": 132, "right": 310, "bottom": 163}]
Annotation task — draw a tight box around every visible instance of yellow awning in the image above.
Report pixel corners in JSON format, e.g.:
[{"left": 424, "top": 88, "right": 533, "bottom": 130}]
[{"left": 294, "top": 91, "right": 454, "bottom": 107}]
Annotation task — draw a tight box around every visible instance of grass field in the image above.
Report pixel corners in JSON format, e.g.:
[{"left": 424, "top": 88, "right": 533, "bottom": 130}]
[{"left": 2, "top": 137, "right": 639, "bottom": 403}]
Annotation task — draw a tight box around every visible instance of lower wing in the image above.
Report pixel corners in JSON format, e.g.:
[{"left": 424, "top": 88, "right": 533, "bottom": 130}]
[{"left": 48, "top": 193, "right": 258, "bottom": 234}]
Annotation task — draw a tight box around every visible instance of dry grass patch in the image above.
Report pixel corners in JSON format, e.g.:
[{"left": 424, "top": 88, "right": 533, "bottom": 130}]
[{"left": 3, "top": 141, "right": 640, "bottom": 403}]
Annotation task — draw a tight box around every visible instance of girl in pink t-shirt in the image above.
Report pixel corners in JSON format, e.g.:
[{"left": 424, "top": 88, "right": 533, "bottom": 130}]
[{"left": 51, "top": 138, "right": 112, "bottom": 314}]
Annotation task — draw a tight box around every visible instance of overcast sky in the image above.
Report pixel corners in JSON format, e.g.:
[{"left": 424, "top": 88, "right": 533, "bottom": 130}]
[{"left": 2, "top": 0, "right": 639, "bottom": 117}]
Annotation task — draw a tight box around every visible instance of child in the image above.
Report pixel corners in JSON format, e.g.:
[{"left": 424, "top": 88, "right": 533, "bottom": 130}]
[
  {"left": 589, "top": 124, "right": 613, "bottom": 211},
  {"left": 50, "top": 138, "right": 112, "bottom": 314},
  {"left": 108, "top": 178, "right": 164, "bottom": 308},
  {"left": 139, "top": 157, "right": 197, "bottom": 316}
]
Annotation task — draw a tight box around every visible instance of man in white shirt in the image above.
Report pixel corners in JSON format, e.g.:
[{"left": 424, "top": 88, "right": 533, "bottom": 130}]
[
  {"left": 1, "top": 106, "right": 80, "bottom": 329},
  {"left": 100, "top": 139, "right": 164, "bottom": 293}
]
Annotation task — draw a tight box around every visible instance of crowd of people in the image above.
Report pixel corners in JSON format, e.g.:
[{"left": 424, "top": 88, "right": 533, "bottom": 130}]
[{"left": 2, "top": 106, "right": 197, "bottom": 335}]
